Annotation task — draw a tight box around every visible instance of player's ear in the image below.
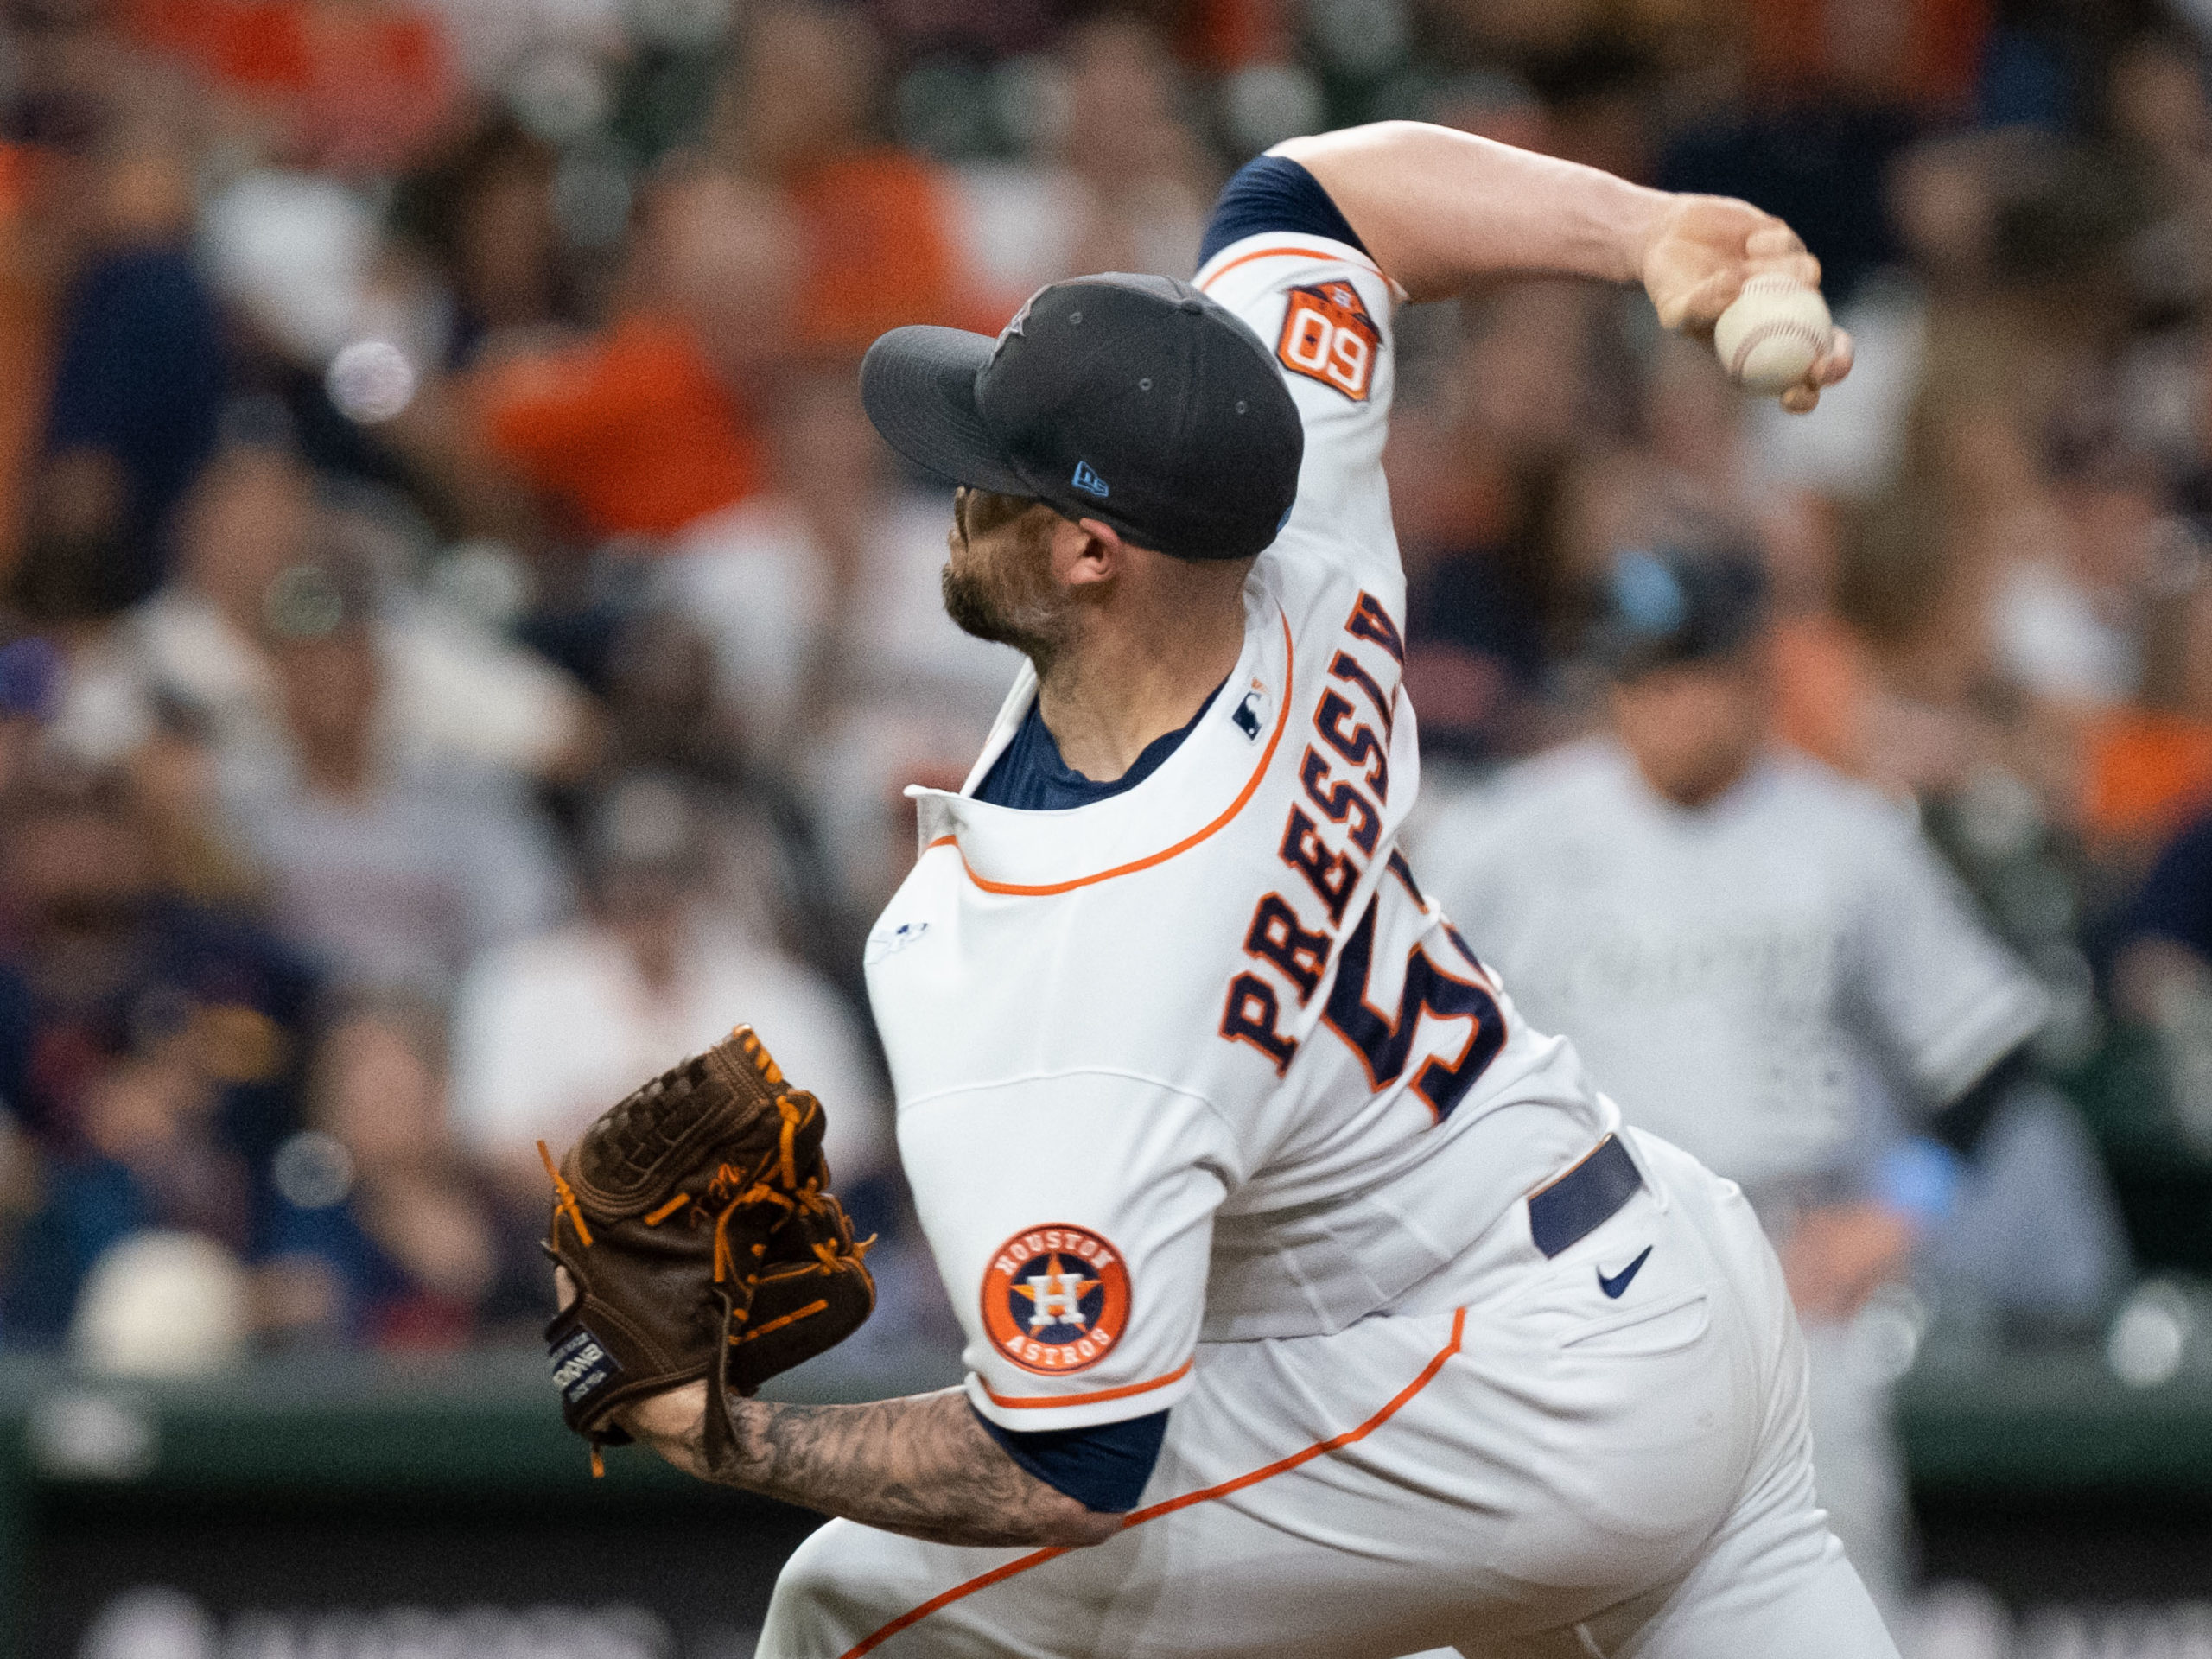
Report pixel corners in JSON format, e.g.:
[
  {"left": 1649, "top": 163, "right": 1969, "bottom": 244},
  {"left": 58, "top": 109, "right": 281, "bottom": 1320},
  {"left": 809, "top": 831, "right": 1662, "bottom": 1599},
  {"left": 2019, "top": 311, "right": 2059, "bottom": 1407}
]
[{"left": 1058, "top": 516, "right": 1124, "bottom": 590}]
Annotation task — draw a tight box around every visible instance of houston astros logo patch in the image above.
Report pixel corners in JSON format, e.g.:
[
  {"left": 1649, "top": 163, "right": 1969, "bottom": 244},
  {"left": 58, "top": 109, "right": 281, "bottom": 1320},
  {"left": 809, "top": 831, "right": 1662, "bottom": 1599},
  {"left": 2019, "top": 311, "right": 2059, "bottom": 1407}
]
[{"left": 982, "top": 1224, "right": 1131, "bottom": 1374}]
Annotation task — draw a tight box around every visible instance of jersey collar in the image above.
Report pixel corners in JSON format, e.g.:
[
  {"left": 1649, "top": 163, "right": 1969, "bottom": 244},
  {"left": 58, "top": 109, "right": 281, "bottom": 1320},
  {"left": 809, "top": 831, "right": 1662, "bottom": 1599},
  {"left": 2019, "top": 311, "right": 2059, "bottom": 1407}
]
[{"left": 907, "top": 568, "right": 1294, "bottom": 896}]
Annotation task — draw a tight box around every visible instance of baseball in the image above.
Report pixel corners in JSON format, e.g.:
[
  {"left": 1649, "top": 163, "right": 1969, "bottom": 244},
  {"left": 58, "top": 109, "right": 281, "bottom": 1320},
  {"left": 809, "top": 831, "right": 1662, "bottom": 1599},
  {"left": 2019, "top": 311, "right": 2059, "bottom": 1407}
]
[{"left": 1712, "top": 276, "right": 1833, "bottom": 395}]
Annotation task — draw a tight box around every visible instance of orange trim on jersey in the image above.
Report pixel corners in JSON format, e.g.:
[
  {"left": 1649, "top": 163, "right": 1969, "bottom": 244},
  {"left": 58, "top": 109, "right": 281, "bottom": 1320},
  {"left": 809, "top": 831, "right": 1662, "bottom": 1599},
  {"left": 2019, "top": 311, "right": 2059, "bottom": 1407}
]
[
  {"left": 836, "top": 1308, "right": 1468, "bottom": 1659},
  {"left": 1197, "top": 242, "right": 1384, "bottom": 293},
  {"left": 982, "top": 1357, "right": 1195, "bottom": 1410},
  {"left": 925, "top": 611, "right": 1295, "bottom": 898}
]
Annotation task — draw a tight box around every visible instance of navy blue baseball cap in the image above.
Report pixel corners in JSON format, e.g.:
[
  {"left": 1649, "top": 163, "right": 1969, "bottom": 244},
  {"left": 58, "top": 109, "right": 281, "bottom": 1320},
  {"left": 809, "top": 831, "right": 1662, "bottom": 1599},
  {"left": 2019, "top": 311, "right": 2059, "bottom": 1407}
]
[
  {"left": 1586, "top": 546, "right": 1770, "bottom": 679},
  {"left": 860, "top": 273, "right": 1303, "bottom": 562}
]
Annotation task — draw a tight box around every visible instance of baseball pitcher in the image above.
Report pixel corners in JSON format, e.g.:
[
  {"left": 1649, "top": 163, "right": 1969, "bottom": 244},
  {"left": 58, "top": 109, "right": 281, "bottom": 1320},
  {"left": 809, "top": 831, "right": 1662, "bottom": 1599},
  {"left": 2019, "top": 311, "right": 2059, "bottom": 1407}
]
[{"left": 547, "top": 122, "right": 1890, "bottom": 1658}]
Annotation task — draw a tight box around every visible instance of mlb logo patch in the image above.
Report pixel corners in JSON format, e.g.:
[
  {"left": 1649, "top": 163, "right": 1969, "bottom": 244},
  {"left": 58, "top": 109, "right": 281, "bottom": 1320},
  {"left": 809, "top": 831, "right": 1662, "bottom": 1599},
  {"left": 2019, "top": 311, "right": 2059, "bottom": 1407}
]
[
  {"left": 981, "top": 1224, "right": 1131, "bottom": 1376},
  {"left": 1276, "top": 281, "right": 1379, "bottom": 402},
  {"left": 549, "top": 1326, "right": 622, "bottom": 1408}
]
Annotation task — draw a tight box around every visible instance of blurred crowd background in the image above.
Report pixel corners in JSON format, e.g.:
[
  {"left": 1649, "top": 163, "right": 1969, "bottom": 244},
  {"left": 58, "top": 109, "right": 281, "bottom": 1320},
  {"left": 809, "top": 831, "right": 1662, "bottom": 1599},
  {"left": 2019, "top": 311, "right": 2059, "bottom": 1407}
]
[{"left": 0, "top": 0, "right": 2205, "bottom": 1423}]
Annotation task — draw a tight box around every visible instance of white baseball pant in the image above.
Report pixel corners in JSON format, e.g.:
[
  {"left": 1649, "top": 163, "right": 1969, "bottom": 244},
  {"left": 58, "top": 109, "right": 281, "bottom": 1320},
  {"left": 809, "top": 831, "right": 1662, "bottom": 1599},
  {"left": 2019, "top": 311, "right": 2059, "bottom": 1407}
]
[{"left": 757, "top": 1131, "right": 1899, "bottom": 1659}]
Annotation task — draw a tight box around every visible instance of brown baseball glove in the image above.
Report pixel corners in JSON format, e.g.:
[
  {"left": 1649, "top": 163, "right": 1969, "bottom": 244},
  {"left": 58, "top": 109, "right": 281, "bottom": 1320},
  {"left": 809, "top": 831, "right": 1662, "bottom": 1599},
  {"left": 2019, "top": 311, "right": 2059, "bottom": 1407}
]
[{"left": 541, "top": 1026, "right": 874, "bottom": 1473}]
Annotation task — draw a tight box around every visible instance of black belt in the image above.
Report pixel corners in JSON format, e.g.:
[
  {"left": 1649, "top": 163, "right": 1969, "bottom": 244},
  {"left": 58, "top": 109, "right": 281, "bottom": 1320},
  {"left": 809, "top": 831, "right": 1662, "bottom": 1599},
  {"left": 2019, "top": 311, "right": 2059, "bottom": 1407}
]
[{"left": 1526, "top": 1135, "right": 1643, "bottom": 1258}]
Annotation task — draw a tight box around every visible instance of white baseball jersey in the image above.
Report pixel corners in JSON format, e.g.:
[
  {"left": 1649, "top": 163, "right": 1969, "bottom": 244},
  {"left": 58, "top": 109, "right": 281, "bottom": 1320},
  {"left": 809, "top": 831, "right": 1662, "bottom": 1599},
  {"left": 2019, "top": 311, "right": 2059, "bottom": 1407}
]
[
  {"left": 862, "top": 231, "right": 1612, "bottom": 1436},
  {"left": 1417, "top": 739, "right": 2050, "bottom": 1192}
]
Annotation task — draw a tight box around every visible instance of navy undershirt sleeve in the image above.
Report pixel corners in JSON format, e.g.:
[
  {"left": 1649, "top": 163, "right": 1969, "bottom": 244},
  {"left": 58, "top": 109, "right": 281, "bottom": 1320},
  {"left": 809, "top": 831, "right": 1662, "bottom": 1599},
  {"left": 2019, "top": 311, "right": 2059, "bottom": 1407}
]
[
  {"left": 976, "top": 1407, "right": 1170, "bottom": 1513},
  {"left": 1197, "top": 154, "right": 1370, "bottom": 270}
]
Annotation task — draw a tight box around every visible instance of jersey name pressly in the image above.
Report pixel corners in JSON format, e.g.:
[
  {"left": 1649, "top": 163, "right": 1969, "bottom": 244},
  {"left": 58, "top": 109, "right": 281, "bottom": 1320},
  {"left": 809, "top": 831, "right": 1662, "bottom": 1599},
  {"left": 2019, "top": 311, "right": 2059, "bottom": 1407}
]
[{"left": 864, "top": 233, "right": 1611, "bottom": 1433}]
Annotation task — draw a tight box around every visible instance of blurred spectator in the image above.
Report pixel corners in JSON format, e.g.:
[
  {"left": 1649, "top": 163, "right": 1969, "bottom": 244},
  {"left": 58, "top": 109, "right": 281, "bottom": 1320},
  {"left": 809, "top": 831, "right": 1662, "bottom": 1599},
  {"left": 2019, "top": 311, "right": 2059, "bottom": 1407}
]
[
  {"left": 2079, "top": 521, "right": 2212, "bottom": 863},
  {"left": 0, "top": 750, "right": 309, "bottom": 1339},
  {"left": 2109, "top": 806, "right": 2212, "bottom": 1174},
  {"left": 2103, "top": 31, "right": 2212, "bottom": 322},
  {"left": 1764, "top": 489, "right": 1891, "bottom": 781},
  {"left": 1745, "top": 0, "right": 1990, "bottom": 115},
  {"left": 583, "top": 594, "right": 865, "bottom": 991},
  {"left": 0, "top": 635, "right": 63, "bottom": 1327},
  {"left": 0, "top": 144, "right": 60, "bottom": 567},
  {"left": 1659, "top": 0, "right": 1929, "bottom": 312},
  {"left": 2115, "top": 810, "right": 2212, "bottom": 1032},
  {"left": 662, "top": 367, "right": 1020, "bottom": 909},
  {"left": 449, "top": 772, "right": 889, "bottom": 1219},
  {"left": 212, "top": 554, "right": 571, "bottom": 996},
  {"left": 1661, "top": 99, "right": 1919, "bottom": 314},
  {"left": 19, "top": 148, "right": 224, "bottom": 615},
  {"left": 258, "top": 997, "right": 498, "bottom": 1348},
  {"left": 389, "top": 116, "right": 573, "bottom": 365},
  {"left": 1990, "top": 441, "right": 2159, "bottom": 715},
  {"left": 1395, "top": 283, "right": 1639, "bottom": 766},
  {"left": 0, "top": 1103, "right": 32, "bottom": 1292},
  {"left": 6, "top": 1014, "right": 253, "bottom": 1342},
  {"left": 1401, "top": 537, "right": 1551, "bottom": 769},
  {"left": 595, "top": 602, "right": 748, "bottom": 780},
  {"left": 950, "top": 15, "right": 1216, "bottom": 302},
  {"left": 2122, "top": 807, "right": 2212, "bottom": 997},
  {"left": 53, "top": 440, "right": 601, "bottom": 790},
  {"left": 715, "top": 0, "right": 986, "bottom": 353},
  {"left": 192, "top": 145, "right": 531, "bottom": 540},
  {"left": 129, "top": 0, "right": 465, "bottom": 177},
  {"left": 0, "top": 632, "right": 60, "bottom": 799},
  {"left": 467, "top": 168, "right": 794, "bottom": 540},
  {"left": 1420, "top": 545, "right": 2121, "bottom": 1611},
  {"left": 0, "top": 757, "right": 316, "bottom": 1166}
]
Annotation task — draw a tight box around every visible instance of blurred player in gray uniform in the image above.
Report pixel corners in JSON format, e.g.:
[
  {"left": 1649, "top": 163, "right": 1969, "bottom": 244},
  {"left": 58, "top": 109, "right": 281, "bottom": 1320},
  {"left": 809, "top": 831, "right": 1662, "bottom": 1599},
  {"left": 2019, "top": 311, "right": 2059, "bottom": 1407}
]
[{"left": 1420, "top": 546, "right": 2051, "bottom": 1610}]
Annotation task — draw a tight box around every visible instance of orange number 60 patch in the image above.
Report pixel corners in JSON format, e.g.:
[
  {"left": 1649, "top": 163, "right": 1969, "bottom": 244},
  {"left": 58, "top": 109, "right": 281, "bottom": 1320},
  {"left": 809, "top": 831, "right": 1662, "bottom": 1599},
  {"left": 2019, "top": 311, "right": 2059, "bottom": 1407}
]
[{"left": 1276, "top": 281, "right": 1379, "bottom": 402}]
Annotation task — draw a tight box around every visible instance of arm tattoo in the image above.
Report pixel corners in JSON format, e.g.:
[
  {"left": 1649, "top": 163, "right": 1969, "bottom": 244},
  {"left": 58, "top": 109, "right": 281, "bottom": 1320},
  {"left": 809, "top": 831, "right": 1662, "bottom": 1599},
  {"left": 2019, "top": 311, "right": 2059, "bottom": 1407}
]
[{"left": 655, "top": 1388, "right": 1124, "bottom": 1549}]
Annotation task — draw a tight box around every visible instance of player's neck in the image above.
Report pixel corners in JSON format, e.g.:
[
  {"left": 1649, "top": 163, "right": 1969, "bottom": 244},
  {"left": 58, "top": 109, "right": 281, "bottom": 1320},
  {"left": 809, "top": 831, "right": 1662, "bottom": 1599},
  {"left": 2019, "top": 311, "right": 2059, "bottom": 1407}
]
[{"left": 1033, "top": 592, "right": 1249, "bottom": 784}]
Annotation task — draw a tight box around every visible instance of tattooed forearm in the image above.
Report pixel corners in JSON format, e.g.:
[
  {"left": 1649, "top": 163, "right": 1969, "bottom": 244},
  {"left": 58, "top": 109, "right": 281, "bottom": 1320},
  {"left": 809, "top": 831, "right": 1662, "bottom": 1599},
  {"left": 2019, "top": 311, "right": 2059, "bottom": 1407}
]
[{"left": 625, "top": 1383, "right": 1123, "bottom": 1548}]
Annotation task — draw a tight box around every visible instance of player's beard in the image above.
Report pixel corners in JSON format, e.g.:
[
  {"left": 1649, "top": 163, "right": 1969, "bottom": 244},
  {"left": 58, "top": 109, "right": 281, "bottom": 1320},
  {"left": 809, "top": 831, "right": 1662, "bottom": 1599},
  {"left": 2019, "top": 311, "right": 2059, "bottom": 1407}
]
[{"left": 941, "top": 495, "right": 1072, "bottom": 668}]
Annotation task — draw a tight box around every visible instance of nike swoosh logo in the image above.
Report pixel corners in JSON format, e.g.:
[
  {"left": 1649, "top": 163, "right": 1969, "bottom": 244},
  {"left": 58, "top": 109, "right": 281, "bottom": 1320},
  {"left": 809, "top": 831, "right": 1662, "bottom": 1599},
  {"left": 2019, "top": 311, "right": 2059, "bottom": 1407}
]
[{"left": 1597, "top": 1247, "right": 1652, "bottom": 1300}]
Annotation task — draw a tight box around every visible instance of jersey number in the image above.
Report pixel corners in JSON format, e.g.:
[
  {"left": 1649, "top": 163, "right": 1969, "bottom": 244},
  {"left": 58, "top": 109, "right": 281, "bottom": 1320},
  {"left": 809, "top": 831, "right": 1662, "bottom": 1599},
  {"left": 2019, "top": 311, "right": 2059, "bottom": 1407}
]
[
  {"left": 1323, "top": 896, "right": 1505, "bottom": 1122},
  {"left": 1277, "top": 282, "right": 1378, "bottom": 402}
]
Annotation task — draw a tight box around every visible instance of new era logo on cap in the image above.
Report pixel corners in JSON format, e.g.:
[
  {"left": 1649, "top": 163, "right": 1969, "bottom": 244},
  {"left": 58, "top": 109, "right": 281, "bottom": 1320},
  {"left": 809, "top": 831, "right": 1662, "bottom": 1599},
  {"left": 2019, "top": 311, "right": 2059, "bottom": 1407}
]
[{"left": 1071, "top": 461, "right": 1109, "bottom": 498}]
